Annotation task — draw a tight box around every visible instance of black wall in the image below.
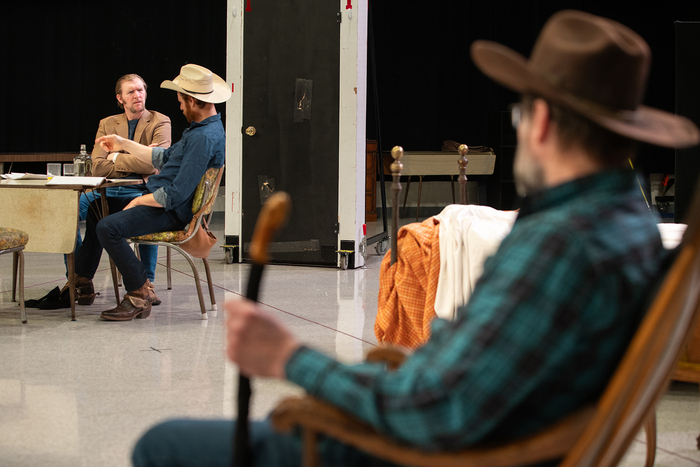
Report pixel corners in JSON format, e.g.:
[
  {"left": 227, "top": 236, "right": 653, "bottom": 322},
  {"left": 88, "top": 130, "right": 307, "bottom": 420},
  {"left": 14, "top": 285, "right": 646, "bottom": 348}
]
[
  {"left": 675, "top": 21, "right": 700, "bottom": 223},
  {"left": 2, "top": 1, "right": 699, "bottom": 183},
  {"left": 0, "top": 1, "right": 227, "bottom": 155},
  {"left": 367, "top": 1, "right": 700, "bottom": 179}
]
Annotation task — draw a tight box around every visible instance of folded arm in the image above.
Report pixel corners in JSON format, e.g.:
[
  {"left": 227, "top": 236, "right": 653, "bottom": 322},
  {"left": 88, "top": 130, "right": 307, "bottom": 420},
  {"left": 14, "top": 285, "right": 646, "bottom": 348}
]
[
  {"left": 95, "top": 134, "right": 154, "bottom": 175},
  {"left": 91, "top": 116, "right": 170, "bottom": 178},
  {"left": 109, "top": 117, "right": 171, "bottom": 175}
]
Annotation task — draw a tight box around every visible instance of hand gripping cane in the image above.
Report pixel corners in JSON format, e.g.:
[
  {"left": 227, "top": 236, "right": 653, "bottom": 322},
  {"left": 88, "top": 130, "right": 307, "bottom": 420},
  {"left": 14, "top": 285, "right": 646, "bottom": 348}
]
[{"left": 233, "top": 191, "right": 291, "bottom": 467}]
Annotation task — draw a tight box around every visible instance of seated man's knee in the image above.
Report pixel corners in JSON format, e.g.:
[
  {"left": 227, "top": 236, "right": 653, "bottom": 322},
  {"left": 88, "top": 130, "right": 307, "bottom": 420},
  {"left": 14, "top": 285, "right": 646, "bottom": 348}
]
[
  {"left": 95, "top": 216, "right": 121, "bottom": 245},
  {"left": 132, "top": 420, "right": 178, "bottom": 467}
]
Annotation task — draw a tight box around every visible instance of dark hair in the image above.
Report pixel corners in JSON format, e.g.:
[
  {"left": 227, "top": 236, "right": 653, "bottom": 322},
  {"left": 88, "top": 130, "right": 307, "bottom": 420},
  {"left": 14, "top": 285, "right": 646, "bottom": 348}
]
[
  {"left": 178, "top": 92, "right": 207, "bottom": 109},
  {"left": 520, "top": 94, "right": 638, "bottom": 167},
  {"left": 115, "top": 74, "right": 147, "bottom": 109}
]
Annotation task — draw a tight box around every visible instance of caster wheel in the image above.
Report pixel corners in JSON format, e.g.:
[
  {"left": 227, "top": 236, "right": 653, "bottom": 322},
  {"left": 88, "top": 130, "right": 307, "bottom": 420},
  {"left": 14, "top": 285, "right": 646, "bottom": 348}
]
[
  {"left": 375, "top": 238, "right": 389, "bottom": 255},
  {"left": 224, "top": 248, "right": 234, "bottom": 264},
  {"left": 340, "top": 255, "right": 348, "bottom": 270}
]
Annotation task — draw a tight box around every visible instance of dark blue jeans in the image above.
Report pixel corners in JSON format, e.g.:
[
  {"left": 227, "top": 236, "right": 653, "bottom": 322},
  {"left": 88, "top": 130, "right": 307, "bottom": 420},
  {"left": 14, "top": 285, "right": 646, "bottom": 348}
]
[
  {"left": 65, "top": 187, "right": 159, "bottom": 282},
  {"left": 132, "top": 419, "right": 299, "bottom": 467},
  {"left": 132, "top": 417, "right": 401, "bottom": 467},
  {"left": 75, "top": 197, "right": 185, "bottom": 292}
]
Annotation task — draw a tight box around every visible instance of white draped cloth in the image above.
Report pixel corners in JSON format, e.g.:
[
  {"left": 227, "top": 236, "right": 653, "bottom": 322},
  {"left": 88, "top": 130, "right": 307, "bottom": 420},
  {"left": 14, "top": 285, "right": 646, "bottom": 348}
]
[
  {"left": 433, "top": 205, "right": 517, "bottom": 321},
  {"left": 432, "top": 204, "right": 685, "bottom": 322}
]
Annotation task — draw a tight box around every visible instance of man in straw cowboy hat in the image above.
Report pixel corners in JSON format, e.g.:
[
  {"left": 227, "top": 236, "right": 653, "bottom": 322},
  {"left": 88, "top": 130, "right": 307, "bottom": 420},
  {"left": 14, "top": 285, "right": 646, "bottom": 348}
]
[
  {"left": 72, "top": 64, "right": 231, "bottom": 321},
  {"left": 133, "top": 11, "right": 698, "bottom": 466}
]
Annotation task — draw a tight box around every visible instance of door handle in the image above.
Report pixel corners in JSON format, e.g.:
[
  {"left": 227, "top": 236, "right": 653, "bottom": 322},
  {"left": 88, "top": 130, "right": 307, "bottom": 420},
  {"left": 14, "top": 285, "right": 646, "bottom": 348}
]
[{"left": 245, "top": 126, "right": 257, "bottom": 136}]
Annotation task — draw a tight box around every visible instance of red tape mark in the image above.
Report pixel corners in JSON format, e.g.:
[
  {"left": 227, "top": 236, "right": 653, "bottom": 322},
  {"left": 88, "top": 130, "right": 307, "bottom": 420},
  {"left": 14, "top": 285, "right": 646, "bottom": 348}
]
[
  {"left": 346, "top": 0, "right": 352, "bottom": 9},
  {"left": 246, "top": 0, "right": 251, "bottom": 12}
]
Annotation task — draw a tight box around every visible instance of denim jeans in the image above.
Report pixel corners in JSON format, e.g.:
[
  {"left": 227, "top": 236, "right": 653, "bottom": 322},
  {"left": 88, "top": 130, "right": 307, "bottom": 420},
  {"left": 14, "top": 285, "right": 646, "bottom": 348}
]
[
  {"left": 75, "top": 197, "right": 185, "bottom": 292},
  {"left": 132, "top": 419, "right": 299, "bottom": 467},
  {"left": 64, "top": 186, "right": 159, "bottom": 282},
  {"left": 132, "top": 417, "right": 401, "bottom": 467}
]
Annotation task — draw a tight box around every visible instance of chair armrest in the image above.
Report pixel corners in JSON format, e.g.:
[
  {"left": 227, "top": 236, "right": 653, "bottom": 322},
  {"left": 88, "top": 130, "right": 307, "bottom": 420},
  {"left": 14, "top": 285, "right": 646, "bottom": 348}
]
[
  {"left": 365, "top": 345, "right": 410, "bottom": 370},
  {"left": 271, "top": 395, "right": 594, "bottom": 467}
]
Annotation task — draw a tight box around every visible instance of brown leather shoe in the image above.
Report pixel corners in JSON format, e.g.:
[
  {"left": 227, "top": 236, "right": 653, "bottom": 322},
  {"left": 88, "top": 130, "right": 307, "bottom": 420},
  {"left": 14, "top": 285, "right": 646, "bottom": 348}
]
[
  {"left": 146, "top": 280, "right": 161, "bottom": 306},
  {"left": 71, "top": 275, "right": 96, "bottom": 305},
  {"left": 60, "top": 276, "right": 96, "bottom": 306},
  {"left": 100, "top": 295, "right": 152, "bottom": 321}
]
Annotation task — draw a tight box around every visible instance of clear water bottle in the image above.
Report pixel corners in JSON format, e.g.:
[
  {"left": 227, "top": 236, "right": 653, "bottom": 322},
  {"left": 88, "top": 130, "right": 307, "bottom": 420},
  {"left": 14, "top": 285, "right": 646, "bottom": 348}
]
[
  {"left": 74, "top": 144, "right": 92, "bottom": 177},
  {"left": 74, "top": 145, "right": 87, "bottom": 177},
  {"left": 83, "top": 146, "right": 92, "bottom": 176}
]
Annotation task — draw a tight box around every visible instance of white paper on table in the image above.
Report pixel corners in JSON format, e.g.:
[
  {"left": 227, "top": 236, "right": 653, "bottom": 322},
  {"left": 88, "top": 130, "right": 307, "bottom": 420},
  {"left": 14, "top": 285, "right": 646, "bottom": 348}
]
[
  {"left": 45, "top": 176, "right": 106, "bottom": 186},
  {"left": 1, "top": 172, "right": 51, "bottom": 180}
]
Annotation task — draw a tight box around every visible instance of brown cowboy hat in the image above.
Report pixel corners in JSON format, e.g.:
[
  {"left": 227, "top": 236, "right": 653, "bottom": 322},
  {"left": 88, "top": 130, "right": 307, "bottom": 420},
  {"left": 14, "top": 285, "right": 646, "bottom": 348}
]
[{"left": 471, "top": 10, "right": 700, "bottom": 148}]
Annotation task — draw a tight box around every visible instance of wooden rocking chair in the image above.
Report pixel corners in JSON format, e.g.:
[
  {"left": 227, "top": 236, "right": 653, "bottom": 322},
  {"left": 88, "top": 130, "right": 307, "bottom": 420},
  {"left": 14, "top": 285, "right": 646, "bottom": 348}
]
[{"left": 271, "top": 175, "right": 700, "bottom": 467}]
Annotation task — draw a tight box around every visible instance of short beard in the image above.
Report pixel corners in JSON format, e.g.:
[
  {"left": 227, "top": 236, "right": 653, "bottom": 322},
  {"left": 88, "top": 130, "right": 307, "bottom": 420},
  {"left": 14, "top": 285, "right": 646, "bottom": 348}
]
[{"left": 513, "top": 145, "right": 545, "bottom": 197}]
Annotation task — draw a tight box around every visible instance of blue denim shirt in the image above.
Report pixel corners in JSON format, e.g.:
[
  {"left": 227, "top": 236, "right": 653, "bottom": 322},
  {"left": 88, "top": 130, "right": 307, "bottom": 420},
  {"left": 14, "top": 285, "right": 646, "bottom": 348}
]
[{"left": 148, "top": 113, "right": 225, "bottom": 223}]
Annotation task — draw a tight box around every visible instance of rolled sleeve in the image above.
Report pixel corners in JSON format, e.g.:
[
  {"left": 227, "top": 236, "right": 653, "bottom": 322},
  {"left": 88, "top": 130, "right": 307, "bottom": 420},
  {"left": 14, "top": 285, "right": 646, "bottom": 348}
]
[
  {"left": 151, "top": 147, "right": 167, "bottom": 171},
  {"left": 152, "top": 187, "right": 169, "bottom": 208}
]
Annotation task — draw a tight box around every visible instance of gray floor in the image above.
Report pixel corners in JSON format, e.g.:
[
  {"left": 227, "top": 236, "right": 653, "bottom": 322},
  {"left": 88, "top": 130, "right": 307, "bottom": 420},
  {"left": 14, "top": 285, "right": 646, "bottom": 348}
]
[{"left": 1, "top": 217, "right": 699, "bottom": 466}]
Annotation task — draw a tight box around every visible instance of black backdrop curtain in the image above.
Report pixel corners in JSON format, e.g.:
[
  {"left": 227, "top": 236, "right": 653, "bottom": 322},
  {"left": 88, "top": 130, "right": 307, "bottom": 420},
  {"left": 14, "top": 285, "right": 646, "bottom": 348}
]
[
  {"left": 0, "top": 1, "right": 227, "bottom": 155},
  {"left": 366, "top": 0, "right": 700, "bottom": 177},
  {"left": 1, "top": 1, "right": 699, "bottom": 178}
]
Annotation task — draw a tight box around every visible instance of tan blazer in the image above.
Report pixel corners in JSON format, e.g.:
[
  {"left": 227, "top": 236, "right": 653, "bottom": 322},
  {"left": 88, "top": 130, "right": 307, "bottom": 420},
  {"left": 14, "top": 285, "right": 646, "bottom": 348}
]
[{"left": 91, "top": 109, "right": 172, "bottom": 178}]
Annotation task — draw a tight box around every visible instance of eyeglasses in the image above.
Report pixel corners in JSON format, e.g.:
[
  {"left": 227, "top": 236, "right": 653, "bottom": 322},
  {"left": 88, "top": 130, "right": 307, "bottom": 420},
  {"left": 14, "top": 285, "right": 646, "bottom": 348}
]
[{"left": 510, "top": 103, "right": 522, "bottom": 130}]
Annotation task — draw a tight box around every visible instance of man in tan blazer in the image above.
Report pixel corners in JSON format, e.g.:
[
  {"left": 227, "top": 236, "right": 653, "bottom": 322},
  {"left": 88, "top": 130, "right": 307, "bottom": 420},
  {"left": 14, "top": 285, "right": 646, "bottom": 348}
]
[
  {"left": 91, "top": 74, "right": 171, "bottom": 179},
  {"left": 58, "top": 74, "right": 171, "bottom": 308}
]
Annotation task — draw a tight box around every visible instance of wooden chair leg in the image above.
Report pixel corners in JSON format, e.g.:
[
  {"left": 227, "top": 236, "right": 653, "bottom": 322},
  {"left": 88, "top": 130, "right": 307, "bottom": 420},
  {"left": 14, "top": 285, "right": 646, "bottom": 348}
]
[
  {"left": 643, "top": 410, "right": 657, "bottom": 467},
  {"left": 302, "top": 429, "right": 321, "bottom": 467}
]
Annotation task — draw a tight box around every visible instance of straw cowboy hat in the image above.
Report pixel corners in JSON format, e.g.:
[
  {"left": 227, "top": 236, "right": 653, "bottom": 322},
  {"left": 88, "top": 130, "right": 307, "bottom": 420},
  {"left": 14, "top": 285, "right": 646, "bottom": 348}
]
[
  {"left": 161, "top": 64, "right": 231, "bottom": 104},
  {"left": 471, "top": 10, "right": 700, "bottom": 148}
]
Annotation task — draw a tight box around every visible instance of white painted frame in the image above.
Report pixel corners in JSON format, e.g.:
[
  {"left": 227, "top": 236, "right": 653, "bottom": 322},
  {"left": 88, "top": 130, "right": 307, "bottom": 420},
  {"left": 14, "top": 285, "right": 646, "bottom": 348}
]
[{"left": 225, "top": 0, "right": 367, "bottom": 268}]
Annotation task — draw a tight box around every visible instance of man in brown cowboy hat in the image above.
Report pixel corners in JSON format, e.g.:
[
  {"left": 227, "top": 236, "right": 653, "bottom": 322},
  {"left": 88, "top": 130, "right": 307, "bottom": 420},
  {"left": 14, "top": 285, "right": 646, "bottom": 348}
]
[
  {"left": 133, "top": 11, "right": 698, "bottom": 466},
  {"left": 72, "top": 64, "right": 231, "bottom": 321}
]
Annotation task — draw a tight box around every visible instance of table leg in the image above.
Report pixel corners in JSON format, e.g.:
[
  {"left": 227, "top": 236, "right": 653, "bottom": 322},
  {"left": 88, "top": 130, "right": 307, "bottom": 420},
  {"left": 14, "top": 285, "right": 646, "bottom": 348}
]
[
  {"left": 416, "top": 175, "right": 423, "bottom": 221},
  {"left": 401, "top": 176, "right": 411, "bottom": 219},
  {"left": 66, "top": 251, "right": 76, "bottom": 321}
]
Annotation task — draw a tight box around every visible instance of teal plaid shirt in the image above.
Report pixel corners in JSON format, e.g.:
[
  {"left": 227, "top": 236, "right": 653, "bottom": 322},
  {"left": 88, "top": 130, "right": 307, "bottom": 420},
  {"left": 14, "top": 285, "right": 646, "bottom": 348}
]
[{"left": 285, "top": 169, "right": 665, "bottom": 457}]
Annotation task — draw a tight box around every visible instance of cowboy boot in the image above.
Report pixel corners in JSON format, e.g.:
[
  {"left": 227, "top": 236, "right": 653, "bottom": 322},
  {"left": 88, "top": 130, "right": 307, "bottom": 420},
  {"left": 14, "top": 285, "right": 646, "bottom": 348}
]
[
  {"left": 57, "top": 275, "right": 96, "bottom": 306},
  {"left": 146, "top": 279, "right": 161, "bottom": 306},
  {"left": 100, "top": 282, "right": 152, "bottom": 321},
  {"left": 74, "top": 275, "right": 96, "bottom": 305}
]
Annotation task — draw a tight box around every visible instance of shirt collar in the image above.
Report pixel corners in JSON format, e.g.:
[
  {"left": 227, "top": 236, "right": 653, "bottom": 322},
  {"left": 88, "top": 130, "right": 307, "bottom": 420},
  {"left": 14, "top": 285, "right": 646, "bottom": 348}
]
[
  {"left": 518, "top": 169, "right": 639, "bottom": 219},
  {"left": 185, "top": 113, "right": 222, "bottom": 132}
]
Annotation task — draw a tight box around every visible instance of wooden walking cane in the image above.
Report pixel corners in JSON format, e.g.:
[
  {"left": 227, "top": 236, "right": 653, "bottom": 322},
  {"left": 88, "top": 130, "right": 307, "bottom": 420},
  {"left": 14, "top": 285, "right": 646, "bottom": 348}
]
[{"left": 233, "top": 191, "right": 291, "bottom": 467}]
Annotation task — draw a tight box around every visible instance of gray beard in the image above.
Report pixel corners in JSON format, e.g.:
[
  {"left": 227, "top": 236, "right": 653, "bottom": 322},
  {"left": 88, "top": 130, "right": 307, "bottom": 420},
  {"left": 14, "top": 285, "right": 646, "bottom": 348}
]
[{"left": 513, "top": 145, "right": 545, "bottom": 197}]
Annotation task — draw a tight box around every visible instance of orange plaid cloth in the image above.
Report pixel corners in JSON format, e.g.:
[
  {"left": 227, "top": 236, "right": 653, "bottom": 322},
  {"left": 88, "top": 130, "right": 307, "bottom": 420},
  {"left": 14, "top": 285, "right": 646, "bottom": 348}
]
[{"left": 375, "top": 217, "right": 441, "bottom": 349}]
